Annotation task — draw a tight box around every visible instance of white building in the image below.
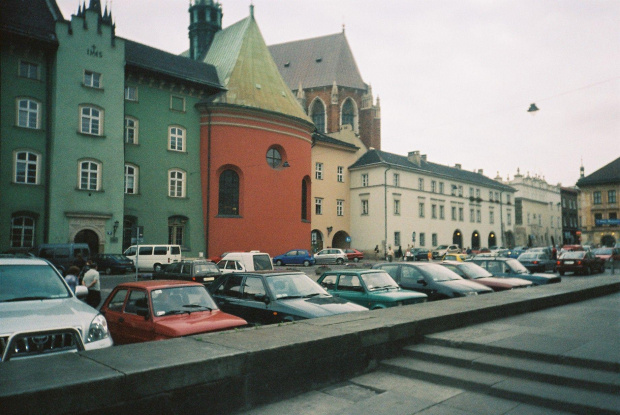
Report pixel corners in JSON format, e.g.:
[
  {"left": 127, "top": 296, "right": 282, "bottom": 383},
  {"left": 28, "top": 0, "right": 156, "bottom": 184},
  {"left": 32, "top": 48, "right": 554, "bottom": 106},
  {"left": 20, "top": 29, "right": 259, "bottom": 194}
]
[
  {"left": 348, "top": 150, "right": 516, "bottom": 254},
  {"left": 501, "top": 170, "right": 562, "bottom": 247}
]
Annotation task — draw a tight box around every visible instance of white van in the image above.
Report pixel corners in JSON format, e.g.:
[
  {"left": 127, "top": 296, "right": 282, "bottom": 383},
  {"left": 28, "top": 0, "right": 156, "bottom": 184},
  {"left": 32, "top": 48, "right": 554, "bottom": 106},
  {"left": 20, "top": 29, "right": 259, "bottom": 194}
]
[
  {"left": 123, "top": 245, "right": 182, "bottom": 271},
  {"left": 217, "top": 251, "right": 273, "bottom": 274}
]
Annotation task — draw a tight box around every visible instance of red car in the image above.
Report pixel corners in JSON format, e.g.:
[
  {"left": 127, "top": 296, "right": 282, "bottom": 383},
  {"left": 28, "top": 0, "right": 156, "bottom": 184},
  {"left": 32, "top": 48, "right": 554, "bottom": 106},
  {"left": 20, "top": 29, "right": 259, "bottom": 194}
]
[
  {"left": 100, "top": 280, "right": 247, "bottom": 344},
  {"left": 556, "top": 251, "right": 605, "bottom": 276},
  {"left": 344, "top": 248, "right": 364, "bottom": 262},
  {"left": 592, "top": 247, "right": 620, "bottom": 262},
  {"left": 440, "top": 261, "right": 532, "bottom": 291}
]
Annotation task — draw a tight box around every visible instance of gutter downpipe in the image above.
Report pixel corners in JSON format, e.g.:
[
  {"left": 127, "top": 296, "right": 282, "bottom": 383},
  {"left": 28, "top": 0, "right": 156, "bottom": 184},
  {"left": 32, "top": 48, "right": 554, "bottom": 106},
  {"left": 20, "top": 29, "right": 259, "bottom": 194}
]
[
  {"left": 205, "top": 106, "right": 212, "bottom": 258},
  {"left": 499, "top": 190, "right": 504, "bottom": 247},
  {"left": 384, "top": 165, "right": 392, "bottom": 254}
]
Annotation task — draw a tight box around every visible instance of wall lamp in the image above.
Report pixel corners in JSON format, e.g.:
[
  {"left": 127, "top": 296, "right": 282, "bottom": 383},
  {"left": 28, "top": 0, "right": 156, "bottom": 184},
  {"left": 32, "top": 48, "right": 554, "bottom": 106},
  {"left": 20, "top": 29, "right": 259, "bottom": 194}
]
[
  {"left": 283, "top": 161, "right": 290, "bottom": 168},
  {"left": 113, "top": 220, "right": 119, "bottom": 236}
]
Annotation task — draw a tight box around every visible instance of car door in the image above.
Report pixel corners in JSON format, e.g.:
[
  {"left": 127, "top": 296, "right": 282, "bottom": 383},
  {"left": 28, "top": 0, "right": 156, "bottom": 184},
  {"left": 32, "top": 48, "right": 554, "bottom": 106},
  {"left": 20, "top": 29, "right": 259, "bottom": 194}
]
[
  {"left": 239, "top": 275, "right": 274, "bottom": 324},
  {"left": 211, "top": 274, "right": 245, "bottom": 317},
  {"left": 105, "top": 288, "right": 154, "bottom": 344},
  {"left": 399, "top": 265, "right": 436, "bottom": 298},
  {"left": 334, "top": 274, "right": 367, "bottom": 307}
]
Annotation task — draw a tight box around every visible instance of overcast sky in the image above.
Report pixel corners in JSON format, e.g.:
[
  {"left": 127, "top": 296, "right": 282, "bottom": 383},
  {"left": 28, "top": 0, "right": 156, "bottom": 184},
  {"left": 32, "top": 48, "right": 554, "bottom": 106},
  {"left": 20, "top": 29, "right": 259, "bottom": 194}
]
[{"left": 57, "top": 0, "right": 619, "bottom": 187}]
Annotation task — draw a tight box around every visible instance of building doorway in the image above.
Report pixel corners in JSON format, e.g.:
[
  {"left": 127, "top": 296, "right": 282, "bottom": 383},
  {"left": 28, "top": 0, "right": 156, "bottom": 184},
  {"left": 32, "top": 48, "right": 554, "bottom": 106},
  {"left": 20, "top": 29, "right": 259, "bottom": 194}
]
[
  {"left": 332, "top": 230, "right": 351, "bottom": 249},
  {"left": 311, "top": 230, "right": 323, "bottom": 253},
  {"left": 488, "top": 232, "right": 497, "bottom": 248},
  {"left": 74, "top": 229, "right": 100, "bottom": 255},
  {"left": 452, "top": 230, "right": 463, "bottom": 248},
  {"left": 471, "top": 231, "right": 480, "bottom": 250}
]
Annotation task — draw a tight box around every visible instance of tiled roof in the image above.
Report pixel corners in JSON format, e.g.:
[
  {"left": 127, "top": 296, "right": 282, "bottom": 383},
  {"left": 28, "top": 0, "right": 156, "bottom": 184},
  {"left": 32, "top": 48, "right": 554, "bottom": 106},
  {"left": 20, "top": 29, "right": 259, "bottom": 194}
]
[
  {"left": 1, "top": 0, "right": 62, "bottom": 43},
  {"left": 125, "top": 40, "right": 222, "bottom": 89},
  {"left": 268, "top": 32, "right": 367, "bottom": 91},
  {"left": 202, "top": 16, "right": 311, "bottom": 123},
  {"left": 313, "top": 132, "right": 359, "bottom": 151},
  {"left": 576, "top": 157, "right": 620, "bottom": 187},
  {"left": 350, "top": 149, "right": 515, "bottom": 192}
]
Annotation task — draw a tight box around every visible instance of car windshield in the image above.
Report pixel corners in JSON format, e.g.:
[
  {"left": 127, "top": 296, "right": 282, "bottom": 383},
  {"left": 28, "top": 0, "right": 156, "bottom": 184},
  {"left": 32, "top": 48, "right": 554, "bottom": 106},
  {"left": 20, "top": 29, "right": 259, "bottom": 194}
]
[
  {"left": 593, "top": 248, "right": 612, "bottom": 255},
  {"left": 518, "top": 253, "right": 538, "bottom": 260},
  {"left": 195, "top": 263, "right": 220, "bottom": 275},
  {"left": 266, "top": 273, "right": 328, "bottom": 299},
  {"left": 561, "top": 251, "right": 586, "bottom": 259},
  {"left": 506, "top": 259, "right": 530, "bottom": 274},
  {"left": 436, "top": 245, "right": 448, "bottom": 250},
  {"left": 0, "top": 265, "right": 71, "bottom": 302},
  {"left": 360, "top": 272, "right": 399, "bottom": 290},
  {"left": 421, "top": 264, "right": 463, "bottom": 282},
  {"left": 458, "top": 263, "right": 493, "bottom": 279},
  {"left": 253, "top": 254, "right": 274, "bottom": 271},
  {"left": 108, "top": 254, "right": 127, "bottom": 260},
  {"left": 151, "top": 285, "right": 218, "bottom": 316}
]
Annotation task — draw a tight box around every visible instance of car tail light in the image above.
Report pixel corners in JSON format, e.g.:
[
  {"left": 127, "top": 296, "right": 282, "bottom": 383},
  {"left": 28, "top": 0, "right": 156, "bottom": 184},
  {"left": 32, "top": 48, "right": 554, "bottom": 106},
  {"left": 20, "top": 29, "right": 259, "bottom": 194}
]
[
  {"left": 556, "top": 261, "right": 560, "bottom": 265},
  {"left": 532, "top": 260, "right": 539, "bottom": 264},
  {"left": 577, "top": 260, "right": 582, "bottom": 265}
]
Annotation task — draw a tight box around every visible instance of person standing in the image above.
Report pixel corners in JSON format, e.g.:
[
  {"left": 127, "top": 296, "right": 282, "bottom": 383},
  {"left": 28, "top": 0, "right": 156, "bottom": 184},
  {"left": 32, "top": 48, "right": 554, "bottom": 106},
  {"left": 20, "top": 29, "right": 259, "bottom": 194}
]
[
  {"left": 65, "top": 266, "right": 80, "bottom": 294},
  {"left": 82, "top": 262, "right": 101, "bottom": 308},
  {"left": 387, "top": 246, "right": 394, "bottom": 262}
]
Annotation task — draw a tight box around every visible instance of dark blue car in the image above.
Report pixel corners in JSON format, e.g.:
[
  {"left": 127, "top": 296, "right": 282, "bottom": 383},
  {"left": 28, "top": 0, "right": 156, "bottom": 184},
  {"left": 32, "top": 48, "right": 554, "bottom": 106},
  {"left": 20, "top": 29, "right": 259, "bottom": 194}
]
[
  {"left": 469, "top": 257, "right": 560, "bottom": 285},
  {"left": 92, "top": 254, "right": 135, "bottom": 275},
  {"left": 273, "top": 249, "right": 315, "bottom": 267}
]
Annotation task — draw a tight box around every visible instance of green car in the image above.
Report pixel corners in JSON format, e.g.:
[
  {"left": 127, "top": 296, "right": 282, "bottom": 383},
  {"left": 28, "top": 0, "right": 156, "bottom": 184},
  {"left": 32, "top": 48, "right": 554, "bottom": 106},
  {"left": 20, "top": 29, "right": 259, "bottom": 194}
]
[{"left": 317, "top": 269, "right": 428, "bottom": 309}]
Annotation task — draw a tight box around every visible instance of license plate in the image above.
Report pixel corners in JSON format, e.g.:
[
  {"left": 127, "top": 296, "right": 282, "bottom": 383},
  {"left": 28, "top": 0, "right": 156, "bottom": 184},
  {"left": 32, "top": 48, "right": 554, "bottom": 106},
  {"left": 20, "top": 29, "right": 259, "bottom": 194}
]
[
  {"left": 203, "top": 277, "right": 214, "bottom": 282},
  {"left": 565, "top": 261, "right": 574, "bottom": 265}
]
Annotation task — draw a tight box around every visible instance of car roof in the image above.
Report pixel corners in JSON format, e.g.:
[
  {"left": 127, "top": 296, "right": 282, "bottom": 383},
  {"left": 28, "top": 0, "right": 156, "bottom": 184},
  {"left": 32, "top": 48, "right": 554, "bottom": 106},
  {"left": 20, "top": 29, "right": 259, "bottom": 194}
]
[
  {"left": 115, "top": 280, "right": 204, "bottom": 289},
  {"left": 222, "top": 270, "right": 307, "bottom": 277},
  {"left": 0, "top": 257, "right": 51, "bottom": 266},
  {"left": 441, "top": 260, "right": 465, "bottom": 266},
  {"left": 323, "top": 269, "right": 384, "bottom": 275}
]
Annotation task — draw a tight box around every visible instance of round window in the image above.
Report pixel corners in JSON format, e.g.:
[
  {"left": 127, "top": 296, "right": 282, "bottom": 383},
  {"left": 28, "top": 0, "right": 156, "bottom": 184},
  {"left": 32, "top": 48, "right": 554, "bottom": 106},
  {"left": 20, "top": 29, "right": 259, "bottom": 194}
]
[{"left": 266, "top": 148, "right": 282, "bottom": 169}]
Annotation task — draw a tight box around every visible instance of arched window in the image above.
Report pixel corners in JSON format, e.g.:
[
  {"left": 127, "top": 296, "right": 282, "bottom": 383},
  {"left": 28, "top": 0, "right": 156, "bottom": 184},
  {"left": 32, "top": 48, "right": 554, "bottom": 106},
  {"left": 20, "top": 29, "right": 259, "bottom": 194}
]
[
  {"left": 310, "top": 99, "right": 326, "bottom": 133},
  {"left": 14, "top": 150, "right": 40, "bottom": 184},
  {"left": 79, "top": 105, "right": 103, "bottom": 135},
  {"left": 168, "top": 169, "right": 186, "bottom": 198},
  {"left": 168, "top": 126, "right": 186, "bottom": 152},
  {"left": 341, "top": 99, "right": 356, "bottom": 130},
  {"left": 17, "top": 98, "right": 40, "bottom": 129},
  {"left": 78, "top": 159, "right": 102, "bottom": 191},
  {"left": 219, "top": 169, "right": 239, "bottom": 215},
  {"left": 11, "top": 215, "right": 35, "bottom": 248},
  {"left": 168, "top": 216, "right": 188, "bottom": 247},
  {"left": 124, "top": 164, "right": 139, "bottom": 194},
  {"left": 301, "top": 178, "right": 309, "bottom": 220},
  {"left": 124, "top": 117, "right": 139, "bottom": 144}
]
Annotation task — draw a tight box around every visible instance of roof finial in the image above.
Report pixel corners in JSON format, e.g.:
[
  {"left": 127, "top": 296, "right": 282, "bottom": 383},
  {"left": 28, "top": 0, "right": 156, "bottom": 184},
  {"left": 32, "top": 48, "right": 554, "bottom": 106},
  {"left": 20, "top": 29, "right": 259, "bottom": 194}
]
[{"left": 250, "top": 2, "right": 254, "bottom": 18}]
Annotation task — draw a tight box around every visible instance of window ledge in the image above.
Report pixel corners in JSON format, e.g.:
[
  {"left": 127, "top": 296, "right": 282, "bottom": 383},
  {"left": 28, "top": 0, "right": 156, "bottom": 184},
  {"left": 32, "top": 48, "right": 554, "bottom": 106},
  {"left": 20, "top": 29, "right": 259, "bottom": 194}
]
[
  {"left": 215, "top": 214, "right": 242, "bottom": 219},
  {"left": 77, "top": 131, "right": 106, "bottom": 138},
  {"left": 167, "top": 149, "right": 188, "bottom": 154},
  {"left": 168, "top": 196, "right": 188, "bottom": 200},
  {"left": 14, "top": 125, "right": 44, "bottom": 132},
  {"left": 82, "top": 84, "right": 104, "bottom": 91},
  {"left": 75, "top": 188, "right": 104, "bottom": 193}
]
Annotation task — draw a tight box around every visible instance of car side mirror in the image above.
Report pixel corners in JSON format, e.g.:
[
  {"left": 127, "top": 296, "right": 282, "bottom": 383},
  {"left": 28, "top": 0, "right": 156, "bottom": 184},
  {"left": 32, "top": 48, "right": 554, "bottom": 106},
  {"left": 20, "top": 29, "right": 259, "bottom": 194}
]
[
  {"left": 255, "top": 294, "right": 270, "bottom": 304},
  {"left": 417, "top": 278, "right": 427, "bottom": 286},
  {"left": 136, "top": 307, "right": 149, "bottom": 319}
]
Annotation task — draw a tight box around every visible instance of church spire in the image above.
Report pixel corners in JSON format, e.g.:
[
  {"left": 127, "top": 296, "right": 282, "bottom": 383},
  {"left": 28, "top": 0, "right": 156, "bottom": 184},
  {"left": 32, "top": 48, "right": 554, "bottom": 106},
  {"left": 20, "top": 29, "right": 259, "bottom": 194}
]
[{"left": 188, "top": 0, "right": 223, "bottom": 61}]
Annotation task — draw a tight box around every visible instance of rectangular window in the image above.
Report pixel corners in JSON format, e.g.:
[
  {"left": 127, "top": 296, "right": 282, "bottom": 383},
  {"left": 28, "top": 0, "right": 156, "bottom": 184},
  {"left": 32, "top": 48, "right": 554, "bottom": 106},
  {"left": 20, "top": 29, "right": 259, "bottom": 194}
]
[
  {"left": 362, "top": 173, "right": 368, "bottom": 187},
  {"left": 168, "top": 222, "right": 185, "bottom": 247},
  {"left": 17, "top": 99, "right": 40, "bottom": 129},
  {"left": 451, "top": 206, "right": 456, "bottom": 221},
  {"left": 170, "top": 95, "right": 185, "bottom": 112},
  {"left": 432, "top": 233, "right": 438, "bottom": 247},
  {"left": 394, "top": 232, "right": 401, "bottom": 247},
  {"left": 10, "top": 216, "right": 35, "bottom": 248},
  {"left": 490, "top": 210, "right": 495, "bottom": 224},
  {"left": 419, "top": 233, "right": 425, "bottom": 247},
  {"left": 315, "top": 163, "right": 323, "bottom": 180},
  {"left": 418, "top": 178, "right": 424, "bottom": 191},
  {"left": 125, "top": 86, "right": 138, "bottom": 101},
  {"left": 84, "top": 70, "right": 102, "bottom": 88},
  {"left": 458, "top": 186, "right": 463, "bottom": 197},
  {"left": 439, "top": 182, "right": 444, "bottom": 194},
  {"left": 439, "top": 205, "right": 445, "bottom": 220},
  {"left": 393, "top": 173, "right": 400, "bottom": 187},
  {"left": 169, "top": 170, "right": 186, "bottom": 197},
  {"left": 337, "top": 166, "right": 344, "bottom": 182},
  {"left": 431, "top": 181, "right": 437, "bottom": 193},
  {"left": 124, "top": 164, "right": 138, "bottom": 194},
  {"left": 507, "top": 194, "right": 511, "bottom": 204},
  {"left": 19, "top": 61, "right": 39, "bottom": 80},
  {"left": 337, "top": 199, "right": 344, "bottom": 216},
  {"left": 470, "top": 208, "right": 475, "bottom": 222},
  {"left": 361, "top": 199, "right": 369, "bottom": 215},
  {"left": 495, "top": 191, "right": 499, "bottom": 202},
  {"left": 79, "top": 160, "right": 100, "bottom": 191},
  {"left": 431, "top": 204, "right": 437, "bottom": 219},
  {"left": 14, "top": 151, "right": 39, "bottom": 184},
  {"left": 124, "top": 117, "right": 138, "bottom": 144},
  {"left": 315, "top": 198, "right": 323, "bottom": 215},
  {"left": 394, "top": 199, "right": 400, "bottom": 215},
  {"left": 489, "top": 191, "right": 494, "bottom": 201},
  {"left": 609, "top": 190, "right": 617, "bottom": 204},
  {"left": 459, "top": 207, "right": 464, "bottom": 221},
  {"left": 80, "top": 105, "right": 103, "bottom": 135},
  {"left": 477, "top": 209, "right": 481, "bottom": 223},
  {"left": 469, "top": 187, "right": 474, "bottom": 198},
  {"left": 169, "top": 126, "right": 185, "bottom": 151},
  {"left": 419, "top": 202, "right": 425, "bottom": 218},
  {"left": 476, "top": 188, "right": 480, "bottom": 198}
]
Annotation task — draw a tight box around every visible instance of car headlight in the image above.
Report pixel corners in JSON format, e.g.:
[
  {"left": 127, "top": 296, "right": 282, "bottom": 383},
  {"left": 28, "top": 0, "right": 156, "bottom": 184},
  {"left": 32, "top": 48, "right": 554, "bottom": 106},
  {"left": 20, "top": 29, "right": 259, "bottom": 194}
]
[{"left": 86, "top": 314, "right": 110, "bottom": 343}]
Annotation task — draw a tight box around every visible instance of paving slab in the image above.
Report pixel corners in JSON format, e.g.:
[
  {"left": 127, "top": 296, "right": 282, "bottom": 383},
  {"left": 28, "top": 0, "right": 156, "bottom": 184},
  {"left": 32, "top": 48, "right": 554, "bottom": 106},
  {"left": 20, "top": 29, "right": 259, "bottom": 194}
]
[
  {"left": 234, "top": 390, "right": 351, "bottom": 415},
  {"left": 440, "top": 391, "right": 520, "bottom": 415}
]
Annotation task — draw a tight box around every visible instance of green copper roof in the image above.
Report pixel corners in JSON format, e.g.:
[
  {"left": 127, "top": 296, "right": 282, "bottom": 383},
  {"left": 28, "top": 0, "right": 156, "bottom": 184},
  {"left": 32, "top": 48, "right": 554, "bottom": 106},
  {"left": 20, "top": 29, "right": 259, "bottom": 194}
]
[{"left": 203, "top": 15, "right": 311, "bottom": 123}]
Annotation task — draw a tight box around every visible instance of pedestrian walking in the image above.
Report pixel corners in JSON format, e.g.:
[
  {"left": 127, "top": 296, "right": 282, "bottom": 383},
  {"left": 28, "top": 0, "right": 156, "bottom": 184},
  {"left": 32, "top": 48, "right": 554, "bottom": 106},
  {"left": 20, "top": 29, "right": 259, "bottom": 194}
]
[
  {"left": 374, "top": 245, "right": 380, "bottom": 260},
  {"left": 82, "top": 262, "right": 101, "bottom": 308},
  {"left": 387, "top": 246, "right": 394, "bottom": 262},
  {"left": 65, "top": 266, "right": 80, "bottom": 294},
  {"left": 397, "top": 246, "right": 403, "bottom": 261}
]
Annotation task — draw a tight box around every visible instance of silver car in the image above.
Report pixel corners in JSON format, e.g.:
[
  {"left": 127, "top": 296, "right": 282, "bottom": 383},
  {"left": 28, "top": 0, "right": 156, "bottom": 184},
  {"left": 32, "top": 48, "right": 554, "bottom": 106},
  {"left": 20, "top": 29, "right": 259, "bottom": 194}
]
[
  {"left": 0, "top": 257, "right": 113, "bottom": 361},
  {"left": 314, "top": 248, "right": 348, "bottom": 265}
]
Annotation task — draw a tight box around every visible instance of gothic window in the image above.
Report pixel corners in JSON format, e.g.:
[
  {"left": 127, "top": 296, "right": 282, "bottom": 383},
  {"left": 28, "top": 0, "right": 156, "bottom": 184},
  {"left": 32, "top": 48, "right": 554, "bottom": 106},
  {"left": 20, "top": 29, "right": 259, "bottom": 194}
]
[
  {"left": 219, "top": 169, "right": 239, "bottom": 215},
  {"left": 310, "top": 99, "right": 326, "bottom": 133},
  {"left": 341, "top": 99, "right": 356, "bottom": 130}
]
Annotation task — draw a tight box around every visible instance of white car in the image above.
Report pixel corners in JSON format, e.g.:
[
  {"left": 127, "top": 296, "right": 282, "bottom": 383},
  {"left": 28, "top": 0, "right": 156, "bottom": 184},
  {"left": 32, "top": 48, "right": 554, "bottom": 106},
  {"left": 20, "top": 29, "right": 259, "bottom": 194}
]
[
  {"left": 0, "top": 257, "right": 113, "bottom": 361},
  {"left": 431, "top": 244, "right": 460, "bottom": 259},
  {"left": 314, "top": 248, "right": 348, "bottom": 265},
  {"left": 217, "top": 251, "right": 274, "bottom": 274}
]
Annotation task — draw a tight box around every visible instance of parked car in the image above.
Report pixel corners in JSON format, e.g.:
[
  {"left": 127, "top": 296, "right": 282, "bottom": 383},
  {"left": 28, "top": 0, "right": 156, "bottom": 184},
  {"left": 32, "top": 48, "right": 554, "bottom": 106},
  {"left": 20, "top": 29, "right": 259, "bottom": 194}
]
[
  {"left": 343, "top": 248, "right": 365, "bottom": 262},
  {"left": 273, "top": 249, "right": 315, "bottom": 266},
  {"left": 440, "top": 261, "right": 532, "bottom": 291},
  {"left": 314, "top": 248, "right": 348, "bottom": 265},
  {"left": 153, "top": 259, "right": 221, "bottom": 286},
  {"left": 442, "top": 253, "right": 468, "bottom": 262},
  {"left": 560, "top": 245, "right": 584, "bottom": 256},
  {"left": 208, "top": 271, "right": 367, "bottom": 324},
  {"left": 31, "top": 243, "right": 90, "bottom": 274},
  {"left": 517, "top": 252, "right": 556, "bottom": 273},
  {"left": 469, "top": 257, "right": 561, "bottom": 285},
  {"left": 506, "top": 246, "right": 528, "bottom": 259},
  {"left": 556, "top": 251, "right": 605, "bottom": 276},
  {"left": 317, "top": 270, "right": 427, "bottom": 309},
  {"left": 0, "top": 257, "right": 113, "bottom": 361},
  {"left": 592, "top": 247, "right": 620, "bottom": 263},
  {"left": 217, "top": 251, "right": 274, "bottom": 274},
  {"left": 100, "top": 280, "right": 246, "bottom": 344},
  {"left": 371, "top": 262, "right": 493, "bottom": 300},
  {"left": 123, "top": 244, "right": 182, "bottom": 271},
  {"left": 405, "top": 248, "right": 430, "bottom": 261},
  {"left": 431, "top": 244, "right": 460, "bottom": 259},
  {"left": 92, "top": 253, "right": 135, "bottom": 275}
]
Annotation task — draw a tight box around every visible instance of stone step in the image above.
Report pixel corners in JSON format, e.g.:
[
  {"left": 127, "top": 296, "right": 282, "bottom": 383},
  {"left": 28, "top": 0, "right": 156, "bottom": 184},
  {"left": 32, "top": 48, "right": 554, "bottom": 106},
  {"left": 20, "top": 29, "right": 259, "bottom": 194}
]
[
  {"left": 402, "top": 343, "right": 620, "bottom": 394},
  {"left": 381, "top": 356, "right": 620, "bottom": 415},
  {"left": 424, "top": 333, "right": 619, "bottom": 372}
]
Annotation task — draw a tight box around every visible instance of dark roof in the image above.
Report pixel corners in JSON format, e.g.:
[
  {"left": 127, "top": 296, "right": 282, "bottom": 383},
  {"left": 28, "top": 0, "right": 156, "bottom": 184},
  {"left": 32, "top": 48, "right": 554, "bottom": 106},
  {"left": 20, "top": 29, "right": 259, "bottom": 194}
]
[
  {"left": 1, "top": 0, "right": 63, "bottom": 43},
  {"left": 312, "top": 132, "right": 359, "bottom": 151},
  {"left": 576, "top": 157, "right": 620, "bottom": 187},
  {"left": 124, "top": 40, "right": 223, "bottom": 90},
  {"left": 350, "top": 149, "right": 515, "bottom": 192},
  {"left": 268, "top": 32, "right": 367, "bottom": 91}
]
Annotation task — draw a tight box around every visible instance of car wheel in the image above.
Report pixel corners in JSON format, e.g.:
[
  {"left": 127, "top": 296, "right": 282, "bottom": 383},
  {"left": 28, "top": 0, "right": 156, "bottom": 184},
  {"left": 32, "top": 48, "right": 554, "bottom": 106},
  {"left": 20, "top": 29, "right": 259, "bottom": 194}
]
[
  {"left": 154, "top": 263, "right": 162, "bottom": 272},
  {"left": 559, "top": 270, "right": 565, "bottom": 276},
  {"left": 336, "top": 258, "right": 344, "bottom": 265},
  {"left": 105, "top": 267, "right": 112, "bottom": 275},
  {"left": 303, "top": 260, "right": 310, "bottom": 267},
  {"left": 276, "top": 260, "right": 283, "bottom": 266},
  {"left": 585, "top": 266, "right": 591, "bottom": 276},
  {"left": 353, "top": 257, "right": 359, "bottom": 263}
]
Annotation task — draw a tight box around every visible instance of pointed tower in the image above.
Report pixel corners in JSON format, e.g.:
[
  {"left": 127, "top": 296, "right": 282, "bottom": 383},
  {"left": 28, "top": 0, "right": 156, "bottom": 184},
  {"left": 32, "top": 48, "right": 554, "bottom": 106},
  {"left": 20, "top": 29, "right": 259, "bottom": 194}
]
[{"left": 188, "top": 0, "right": 223, "bottom": 60}]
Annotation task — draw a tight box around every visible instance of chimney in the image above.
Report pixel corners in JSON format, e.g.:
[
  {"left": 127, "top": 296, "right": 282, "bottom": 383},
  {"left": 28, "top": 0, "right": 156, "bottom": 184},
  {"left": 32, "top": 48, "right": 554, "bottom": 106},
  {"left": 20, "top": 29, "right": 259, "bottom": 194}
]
[
  {"left": 455, "top": 163, "right": 461, "bottom": 170},
  {"left": 477, "top": 169, "right": 483, "bottom": 175},
  {"left": 421, "top": 154, "right": 427, "bottom": 162},
  {"left": 407, "top": 151, "right": 421, "bottom": 166}
]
